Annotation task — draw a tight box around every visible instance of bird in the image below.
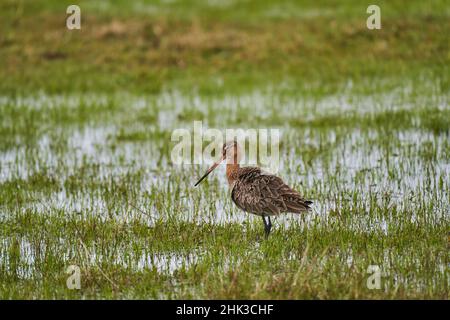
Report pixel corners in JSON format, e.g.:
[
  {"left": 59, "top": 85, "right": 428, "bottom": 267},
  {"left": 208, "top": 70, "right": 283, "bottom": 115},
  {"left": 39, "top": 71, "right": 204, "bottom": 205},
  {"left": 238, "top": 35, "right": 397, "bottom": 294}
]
[{"left": 194, "top": 140, "right": 312, "bottom": 237}]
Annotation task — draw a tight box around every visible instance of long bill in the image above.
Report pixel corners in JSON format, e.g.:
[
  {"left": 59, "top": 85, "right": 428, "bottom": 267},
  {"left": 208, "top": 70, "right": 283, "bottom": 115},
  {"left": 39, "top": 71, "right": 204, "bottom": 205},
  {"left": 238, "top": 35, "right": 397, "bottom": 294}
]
[{"left": 194, "top": 156, "right": 224, "bottom": 186}]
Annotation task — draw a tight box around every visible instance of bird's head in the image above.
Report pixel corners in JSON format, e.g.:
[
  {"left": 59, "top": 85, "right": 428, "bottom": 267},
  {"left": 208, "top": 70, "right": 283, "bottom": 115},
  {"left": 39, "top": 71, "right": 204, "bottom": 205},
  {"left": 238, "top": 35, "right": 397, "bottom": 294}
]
[
  {"left": 222, "top": 140, "right": 241, "bottom": 164},
  {"left": 194, "top": 140, "right": 241, "bottom": 186}
]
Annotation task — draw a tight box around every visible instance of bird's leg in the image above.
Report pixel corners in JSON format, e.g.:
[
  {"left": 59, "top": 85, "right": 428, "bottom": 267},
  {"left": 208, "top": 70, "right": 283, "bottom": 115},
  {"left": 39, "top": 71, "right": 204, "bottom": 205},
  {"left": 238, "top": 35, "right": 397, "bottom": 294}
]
[
  {"left": 262, "top": 216, "right": 272, "bottom": 238},
  {"left": 261, "top": 216, "right": 268, "bottom": 237},
  {"left": 266, "top": 216, "right": 272, "bottom": 238}
]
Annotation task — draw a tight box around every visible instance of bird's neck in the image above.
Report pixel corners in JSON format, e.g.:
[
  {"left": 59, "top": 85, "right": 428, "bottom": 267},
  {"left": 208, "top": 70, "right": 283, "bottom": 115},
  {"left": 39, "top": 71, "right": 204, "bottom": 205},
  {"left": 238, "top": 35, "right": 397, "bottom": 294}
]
[{"left": 226, "top": 163, "right": 240, "bottom": 185}]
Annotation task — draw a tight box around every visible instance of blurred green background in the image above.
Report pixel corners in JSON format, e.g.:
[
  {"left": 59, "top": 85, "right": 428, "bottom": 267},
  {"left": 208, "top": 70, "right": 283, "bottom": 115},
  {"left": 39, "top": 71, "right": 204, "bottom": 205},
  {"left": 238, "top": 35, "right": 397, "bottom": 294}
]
[{"left": 1, "top": 0, "right": 448, "bottom": 94}]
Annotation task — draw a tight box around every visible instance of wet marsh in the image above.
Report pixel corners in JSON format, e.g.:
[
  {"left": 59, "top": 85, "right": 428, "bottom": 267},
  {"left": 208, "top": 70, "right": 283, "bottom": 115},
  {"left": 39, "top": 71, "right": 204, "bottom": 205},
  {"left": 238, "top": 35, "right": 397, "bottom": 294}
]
[{"left": 0, "top": 0, "right": 449, "bottom": 299}]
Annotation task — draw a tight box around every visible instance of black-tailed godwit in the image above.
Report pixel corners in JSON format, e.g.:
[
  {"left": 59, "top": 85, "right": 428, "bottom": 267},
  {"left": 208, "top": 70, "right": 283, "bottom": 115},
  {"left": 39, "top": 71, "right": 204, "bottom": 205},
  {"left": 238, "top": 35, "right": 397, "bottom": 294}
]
[{"left": 195, "top": 141, "right": 312, "bottom": 237}]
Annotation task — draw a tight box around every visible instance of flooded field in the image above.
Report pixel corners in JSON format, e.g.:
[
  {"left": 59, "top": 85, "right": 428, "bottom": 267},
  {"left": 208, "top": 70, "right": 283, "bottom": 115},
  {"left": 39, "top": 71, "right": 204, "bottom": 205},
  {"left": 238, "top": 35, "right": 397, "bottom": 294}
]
[
  {"left": 0, "top": 0, "right": 449, "bottom": 299},
  {"left": 0, "top": 88, "right": 448, "bottom": 299}
]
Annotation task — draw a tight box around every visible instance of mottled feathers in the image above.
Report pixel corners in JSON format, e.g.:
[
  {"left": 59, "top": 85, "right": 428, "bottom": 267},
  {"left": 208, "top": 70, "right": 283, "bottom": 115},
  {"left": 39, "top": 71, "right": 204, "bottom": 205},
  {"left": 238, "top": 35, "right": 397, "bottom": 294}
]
[{"left": 230, "top": 167, "right": 312, "bottom": 216}]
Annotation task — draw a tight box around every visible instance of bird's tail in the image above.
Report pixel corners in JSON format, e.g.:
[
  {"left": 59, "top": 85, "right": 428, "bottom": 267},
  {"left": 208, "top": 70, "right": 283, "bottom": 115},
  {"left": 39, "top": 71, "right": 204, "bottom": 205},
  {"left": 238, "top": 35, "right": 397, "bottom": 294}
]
[{"left": 284, "top": 195, "right": 312, "bottom": 213}]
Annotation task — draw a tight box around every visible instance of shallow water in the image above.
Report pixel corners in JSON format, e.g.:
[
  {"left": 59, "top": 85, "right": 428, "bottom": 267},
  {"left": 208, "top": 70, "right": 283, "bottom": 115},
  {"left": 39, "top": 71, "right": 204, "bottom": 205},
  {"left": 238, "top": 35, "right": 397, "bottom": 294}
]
[{"left": 1, "top": 92, "right": 448, "bottom": 222}]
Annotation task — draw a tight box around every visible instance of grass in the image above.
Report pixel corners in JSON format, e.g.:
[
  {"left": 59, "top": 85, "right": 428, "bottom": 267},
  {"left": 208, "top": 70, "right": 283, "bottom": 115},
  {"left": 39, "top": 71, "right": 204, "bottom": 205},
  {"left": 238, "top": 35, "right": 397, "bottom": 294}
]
[{"left": 0, "top": 0, "right": 449, "bottom": 299}]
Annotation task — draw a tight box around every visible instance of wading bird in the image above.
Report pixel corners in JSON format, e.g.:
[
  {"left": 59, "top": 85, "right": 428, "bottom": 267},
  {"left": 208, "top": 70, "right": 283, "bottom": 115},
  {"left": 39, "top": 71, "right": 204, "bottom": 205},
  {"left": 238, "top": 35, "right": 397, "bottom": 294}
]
[{"left": 194, "top": 141, "right": 312, "bottom": 237}]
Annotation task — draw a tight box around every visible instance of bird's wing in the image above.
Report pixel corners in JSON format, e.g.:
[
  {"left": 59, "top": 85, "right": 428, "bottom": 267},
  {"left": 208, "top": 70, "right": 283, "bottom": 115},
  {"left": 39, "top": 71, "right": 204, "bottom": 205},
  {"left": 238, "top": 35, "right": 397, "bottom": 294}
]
[{"left": 231, "top": 167, "right": 312, "bottom": 216}]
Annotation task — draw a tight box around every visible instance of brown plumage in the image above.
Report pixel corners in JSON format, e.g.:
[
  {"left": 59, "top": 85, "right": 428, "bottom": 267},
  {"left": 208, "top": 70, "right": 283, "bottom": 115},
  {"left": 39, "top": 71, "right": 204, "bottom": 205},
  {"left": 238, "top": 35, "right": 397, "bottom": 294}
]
[
  {"left": 230, "top": 166, "right": 312, "bottom": 215},
  {"left": 195, "top": 141, "right": 312, "bottom": 237}
]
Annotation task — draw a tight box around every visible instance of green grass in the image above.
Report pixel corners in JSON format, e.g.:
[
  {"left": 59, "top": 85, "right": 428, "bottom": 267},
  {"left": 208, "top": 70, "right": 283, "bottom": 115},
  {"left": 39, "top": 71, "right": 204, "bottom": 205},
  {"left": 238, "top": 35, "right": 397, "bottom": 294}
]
[{"left": 0, "top": 0, "right": 449, "bottom": 299}]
